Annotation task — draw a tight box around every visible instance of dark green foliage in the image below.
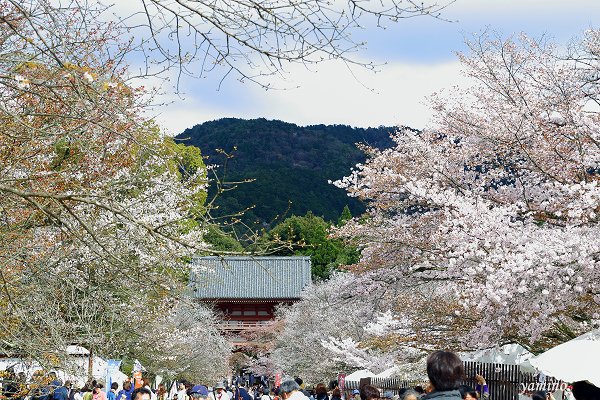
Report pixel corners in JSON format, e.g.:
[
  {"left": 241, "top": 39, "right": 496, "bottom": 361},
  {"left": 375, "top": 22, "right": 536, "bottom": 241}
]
[
  {"left": 338, "top": 205, "right": 352, "bottom": 225},
  {"left": 267, "top": 211, "right": 360, "bottom": 280},
  {"left": 175, "top": 118, "right": 396, "bottom": 228},
  {"left": 203, "top": 225, "right": 245, "bottom": 252}
]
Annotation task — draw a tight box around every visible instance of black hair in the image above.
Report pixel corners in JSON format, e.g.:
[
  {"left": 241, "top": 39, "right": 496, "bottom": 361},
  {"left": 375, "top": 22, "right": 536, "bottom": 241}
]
[
  {"left": 360, "top": 385, "right": 380, "bottom": 400},
  {"left": 572, "top": 381, "right": 600, "bottom": 400},
  {"left": 132, "top": 387, "right": 153, "bottom": 400},
  {"left": 426, "top": 350, "right": 465, "bottom": 391},
  {"left": 531, "top": 391, "right": 547, "bottom": 400},
  {"left": 111, "top": 383, "right": 119, "bottom": 390},
  {"left": 458, "top": 385, "right": 477, "bottom": 400}
]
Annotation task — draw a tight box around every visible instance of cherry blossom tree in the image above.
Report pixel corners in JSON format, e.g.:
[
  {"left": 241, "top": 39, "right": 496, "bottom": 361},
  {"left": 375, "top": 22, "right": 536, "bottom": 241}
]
[
  {"left": 120, "top": 0, "right": 455, "bottom": 88},
  {"left": 334, "top": 30, "right": 600, "bottom": 350},
  {"left": 0, "top": 0, "right": 216, "bottom": 368},
  {"left": 270, "top": 272, "right": 404, "bottom": 383},
  {"left": 1, "top": 0, "right": 461, "bottom": 373},
  {"left": 135, "top": 299, "right": 232, "bottom": 382}
]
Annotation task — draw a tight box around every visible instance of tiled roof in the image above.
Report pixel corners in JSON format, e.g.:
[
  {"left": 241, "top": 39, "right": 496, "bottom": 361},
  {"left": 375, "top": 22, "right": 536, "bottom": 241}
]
[{"left": 189, "top": 256, "right": 312, "bottom": 300}]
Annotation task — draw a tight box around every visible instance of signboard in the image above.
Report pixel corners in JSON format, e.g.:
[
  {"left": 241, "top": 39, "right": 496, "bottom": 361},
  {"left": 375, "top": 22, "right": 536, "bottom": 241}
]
[
  {"left": 106, "top": 360, "right": 122, "bottom": 392},
  {"left": 275, "top": 373, "right": 281, "bottom": 388},
  {"left": 338, "top": 373, "right": 346, "bottom": 400}
]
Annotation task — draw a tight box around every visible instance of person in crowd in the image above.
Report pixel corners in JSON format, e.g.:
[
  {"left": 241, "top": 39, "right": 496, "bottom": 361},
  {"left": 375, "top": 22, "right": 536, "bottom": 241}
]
[
  {"left": 400, "top": 390, "right": 419, "bottom": 400},
  {"left": 260, "top": 388, "right": 272, "bottom": 400},
  {"left": 209, "top": 383, "right": 230, "bottom": 400},
  {"left": 156, "top": 385, "right": 167, "bottom": 400},
  {"left": 413, "top": 388, "right": 424, "bottom": 398},
  {"left": 93, "top": 384, "right": 107, "bottom": 400},
  {"left": 457, "top": 386, "right": 477, "bottom": 400},
  {"left": 359, "top": 385, "right": 380, "bottom": 400},
  {"left": 141, "top": 379, "right": 156, "bottom": 400},
  {"left": 132, "top": 388, "right": 153, "bottom": 400},
  {"left": 116, "top": 381, "right": 135, "bottom": 400},
  {"left": 473, "top": 376, "right": 488, "bottom": 400},
  {"left": 65, "top": 382, "right": 78, "bottom": 400},
  {"left": 177, "top": 384, "right": 188, "bottom": 400},
  {"left": 571, "top": 381, "right": 600, "bottom": 400},
  {"left": 292, "top": 379, "right": 310, "bottom": 400},
  {"left": 351, "top": 390, "right": 361, "bottom": 400},
  {"left": 234, "top": 382, "right": 252, "bottom": 400},
  {"left": 190, "top": 386, "right": 209, "bottom": 400},
  {"left": 65, "top": 382, "right": 73, "bottom": 400},
  {"left": 278, "top": 381, "right": 310, "bottom": 400},
  {"left": 82, "top": 384, "right": 94, "bottom": 400},
  {"left": 225, "top": 386, "right": 234, "bottom": 400},
  {"left": 329, "top": 389, "right": 341, "bottom": 400},
  {"left": 51, "top": 376, "right": 69, "bottom": 400},
  {"left": 422, "top": 350, "right": 464, "bottom": 400},
  {"left": 314, "top": 384, "right": 328, "bottom": 400},
  {"left": 108, "top": 383, "right": 119, "bottom": 400}
]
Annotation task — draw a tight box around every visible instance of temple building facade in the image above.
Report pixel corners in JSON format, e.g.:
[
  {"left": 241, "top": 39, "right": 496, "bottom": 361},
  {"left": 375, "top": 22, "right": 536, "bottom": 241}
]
[{"left": 190, "top": 256, "right": 312, "bottom": 346}]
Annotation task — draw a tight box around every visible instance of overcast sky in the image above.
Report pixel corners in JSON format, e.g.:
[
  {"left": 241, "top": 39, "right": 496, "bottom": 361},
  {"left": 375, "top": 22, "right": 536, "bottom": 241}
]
[{"left": 143, "top": 0, "right": 600, "bottom": 135}]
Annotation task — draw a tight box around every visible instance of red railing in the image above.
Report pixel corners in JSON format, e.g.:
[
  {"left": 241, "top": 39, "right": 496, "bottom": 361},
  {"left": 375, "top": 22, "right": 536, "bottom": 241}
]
[{"left": 217, "top": 320, "right": 272, "bottom": 332}]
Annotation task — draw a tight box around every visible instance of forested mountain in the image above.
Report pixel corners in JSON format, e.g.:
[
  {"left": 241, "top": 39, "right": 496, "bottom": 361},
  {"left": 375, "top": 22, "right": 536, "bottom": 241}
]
[{"left": 176, "top": 118, "right": 399, "bottom": 228}]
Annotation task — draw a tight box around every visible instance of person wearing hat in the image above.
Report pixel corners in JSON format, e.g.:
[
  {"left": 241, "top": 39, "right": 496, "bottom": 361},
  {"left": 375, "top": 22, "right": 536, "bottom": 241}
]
[
  {"left": 351, "top": 390, "right": 360, "bottom": 400},
  {"left": 209, "top": 384, "right": 230, "bottom": 400},
  {"left": 190, "top": 386, "right": 209, "bottom": 400}
]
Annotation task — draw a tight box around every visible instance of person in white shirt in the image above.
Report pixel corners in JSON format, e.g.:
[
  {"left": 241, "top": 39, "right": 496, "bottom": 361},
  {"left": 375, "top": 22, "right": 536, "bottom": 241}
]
[
  {"left": 177, "top": 384, "right": 189, "bottom": 400},
  {"left": 209, "top": 384, "right": 230, "bottom": 400},
  {"left": 278, "top": 381, "right": 309, "bottom": 400}
]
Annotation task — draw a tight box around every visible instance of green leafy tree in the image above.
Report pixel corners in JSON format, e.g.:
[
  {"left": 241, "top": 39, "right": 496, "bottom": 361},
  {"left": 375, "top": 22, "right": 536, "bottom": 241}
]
[
  {"left": 204, "top": 225, "right": 245, "bottom": 252},
  {"left": 338, "top": 205, "right": 353, "bottom": 226},
  {"left": 267, "top": 212, "right": 359, "bottom": 280}
]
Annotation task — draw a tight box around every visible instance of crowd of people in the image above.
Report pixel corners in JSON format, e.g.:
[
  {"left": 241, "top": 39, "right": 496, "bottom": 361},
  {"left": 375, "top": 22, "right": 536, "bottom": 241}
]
[{"left": 2, "top": 351, "right": 599, "bottom": 400}]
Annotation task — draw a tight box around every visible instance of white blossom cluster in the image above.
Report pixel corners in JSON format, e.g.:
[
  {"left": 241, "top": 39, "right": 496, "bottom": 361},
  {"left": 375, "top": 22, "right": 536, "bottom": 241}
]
[{"left": 333, "top": 30, "right": 600, "bottom": 349}]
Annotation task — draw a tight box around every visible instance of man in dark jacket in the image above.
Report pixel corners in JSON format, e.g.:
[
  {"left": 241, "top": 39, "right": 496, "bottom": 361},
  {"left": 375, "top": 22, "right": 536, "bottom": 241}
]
[
  {"left": 233, "top": 383, "right": 252, "bottom": 400},
  {"left": 423, "top": 350, "right": 464, "bottom": 400}
]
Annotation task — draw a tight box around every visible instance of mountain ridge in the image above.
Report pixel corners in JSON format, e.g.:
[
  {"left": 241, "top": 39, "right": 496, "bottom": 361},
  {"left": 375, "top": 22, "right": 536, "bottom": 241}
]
[{"left": 175, "top": 117, "right": 400, "bottom": 227}]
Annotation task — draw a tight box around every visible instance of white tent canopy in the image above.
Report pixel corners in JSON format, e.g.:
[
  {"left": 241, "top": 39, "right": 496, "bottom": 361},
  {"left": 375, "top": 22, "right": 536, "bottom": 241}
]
[
  {"left": 529, "top": 340, "right": 600, "bottom": 386},
  {"left": 374, "top": 367, "right": 398, "bottom": 379},
  {"left": 529, "top": 329, "right": 600, "bottom": 386},
  {"left": 345, "top": 369, "right": 376, "bottom": 382},
  {"left": 460, "top": 343, "right": 534, "bottom": 365}
]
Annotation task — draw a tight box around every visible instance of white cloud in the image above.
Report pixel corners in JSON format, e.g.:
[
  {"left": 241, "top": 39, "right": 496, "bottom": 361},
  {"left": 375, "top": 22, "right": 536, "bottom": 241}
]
[{"left": 152, "top": 57, "right": 470, "bottom": 133}]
